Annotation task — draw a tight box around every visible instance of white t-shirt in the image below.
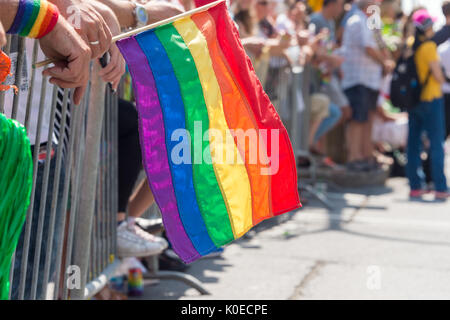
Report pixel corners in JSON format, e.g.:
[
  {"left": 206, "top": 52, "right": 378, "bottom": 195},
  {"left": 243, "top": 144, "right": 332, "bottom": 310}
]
[
  {"left": 438, "top": 40, "right": 450, "bottom": 94},
  {"left": 3, "top": 38, "right": 55, "bottom": 146},
  {"left": 341, "top": 9, "right": 382, "bottom": 91}
]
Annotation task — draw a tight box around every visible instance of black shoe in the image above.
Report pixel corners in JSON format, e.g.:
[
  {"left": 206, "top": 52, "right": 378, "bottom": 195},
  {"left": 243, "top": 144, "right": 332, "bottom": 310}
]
[
  {"left": 135, "top": 217, "right": 164, "bottom": 235},
  {"left": 297, "top": 156, "right": 311, "bottom": 168},
  {"left": 158, "top": 250, "right": 189, "bottom": 272},
  {"left": 346, "top": 160, "right": 368, "bottom": 172}
]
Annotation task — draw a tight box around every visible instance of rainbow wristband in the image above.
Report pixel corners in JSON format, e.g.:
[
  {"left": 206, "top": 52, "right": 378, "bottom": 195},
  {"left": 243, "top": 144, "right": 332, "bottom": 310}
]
[{"left": 7, "top": 0, "right": 59, "bottom": 39}]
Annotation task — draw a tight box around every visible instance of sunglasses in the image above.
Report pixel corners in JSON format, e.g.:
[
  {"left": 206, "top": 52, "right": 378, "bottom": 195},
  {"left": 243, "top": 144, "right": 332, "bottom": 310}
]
[{"left": 257, "top": 1, "right": 269, "bottom": 6}]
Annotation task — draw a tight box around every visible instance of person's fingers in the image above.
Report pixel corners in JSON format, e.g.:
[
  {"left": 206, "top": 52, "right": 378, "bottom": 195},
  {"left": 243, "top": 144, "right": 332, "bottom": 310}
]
[
  {"left": 44, "top": 52, "right": 89, "bottom": 86},
  {"left": 43, "top": 65, "right": 74, "bottom": 80},
  {"left": 43, "top": 65, "right": 81, "bottom": 83},
  {"left": 85, "top": 19, "right": 105, "bottom": 58},
  {"left": 98, "top": 52, "right": 117, "bottom": 75},
  {"left": 80, "top": 9, "right": 103, "bottom": 58},
  {"left": 101, "top": 68, "right": 119, "bottom": 82},
  {"left": 41, "top": 59, "right": 68, "bottom": 78},
  {"left": 87, "top": 31, "right": 102, "bottom": 59},
  {"left": 48, "top": 77, "right": 80, "bottom": 88},
  {"left": 101, "top": 60, "right": 120, "bottom": 79},
  {"left": 111, "top": 79, "right": 120, "bottom": 91},
  {"left": 102, "top": 62, "right": 124, "bottom": 83},
  {"left": 99, "top": 46, "right": 125, "bottom": 84},
  {"left": 92, "top": 12, "right": 112, "bottom": 58},
  {"left": 72, "top": 85, "right": 87, "bottom": 105}
]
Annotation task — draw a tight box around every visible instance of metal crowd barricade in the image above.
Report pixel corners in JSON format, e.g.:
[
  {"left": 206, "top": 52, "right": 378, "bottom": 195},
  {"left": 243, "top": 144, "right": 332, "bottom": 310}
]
[
  {"left": 284, "top": 63, "right": 334, "bottom": 210},
  {"left": 279, "top": 63, "right": 308, "bottom": 160},
  {"left": 1, "top": 36, "right": 119, "bottom": 300}
]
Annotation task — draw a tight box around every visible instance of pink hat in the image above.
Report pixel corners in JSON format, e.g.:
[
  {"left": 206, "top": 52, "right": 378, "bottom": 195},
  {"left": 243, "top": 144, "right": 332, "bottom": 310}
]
[{"left": 412, "top": 9, "right": 437, "bottom": 31}]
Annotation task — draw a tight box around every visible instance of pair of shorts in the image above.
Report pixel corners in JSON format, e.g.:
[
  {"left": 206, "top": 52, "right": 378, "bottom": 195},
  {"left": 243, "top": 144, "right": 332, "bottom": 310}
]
[
  {"left": 344, "top": 85, "right": 379, "bottom": 122},
  {"left": 310, "top": 93, "right": 330, "bottom": 124}
]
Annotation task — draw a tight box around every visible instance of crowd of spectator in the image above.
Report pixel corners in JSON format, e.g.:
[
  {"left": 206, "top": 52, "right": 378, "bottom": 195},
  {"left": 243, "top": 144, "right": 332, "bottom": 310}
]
[{"left": 233, "top": 0, "right": 450, "bottom": 200}]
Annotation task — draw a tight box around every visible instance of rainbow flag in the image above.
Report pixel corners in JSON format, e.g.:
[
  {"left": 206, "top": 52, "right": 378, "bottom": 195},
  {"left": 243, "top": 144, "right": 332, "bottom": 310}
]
[{"left": 116, "top": 1, "right": 300, "bottom": 263}]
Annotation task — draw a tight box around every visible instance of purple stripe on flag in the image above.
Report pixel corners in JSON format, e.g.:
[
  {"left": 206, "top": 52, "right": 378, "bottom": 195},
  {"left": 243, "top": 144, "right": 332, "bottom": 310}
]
[{"left": 116, "top": 36, "right": 200, "bottom": 263}]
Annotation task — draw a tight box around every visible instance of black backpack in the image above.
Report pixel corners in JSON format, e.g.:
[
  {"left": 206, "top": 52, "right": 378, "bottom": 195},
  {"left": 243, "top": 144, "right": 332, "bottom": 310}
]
[{"left": 390, "top": 44, "right": 431, "bottom": 111}]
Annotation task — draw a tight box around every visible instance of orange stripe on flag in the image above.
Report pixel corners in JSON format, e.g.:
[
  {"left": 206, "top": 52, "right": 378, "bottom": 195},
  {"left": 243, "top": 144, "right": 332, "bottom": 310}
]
[{"left": 191, "top": 12, "right": 272, "bottom": 224}]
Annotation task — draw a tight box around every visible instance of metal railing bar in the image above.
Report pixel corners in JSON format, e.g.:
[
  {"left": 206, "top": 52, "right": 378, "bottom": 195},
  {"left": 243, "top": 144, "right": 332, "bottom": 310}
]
[
  {"left": 11, "top": 37, "right": 25, "bottom": 120},
  {"left": 104, "top": 91, "right": 110, "bottom": 267},
  {"left": 70, "top": 63, "right": 106, "bottom": 299},
  {"left": 52, "top": 91, "right": 81, "bottom": 300},
  {"left": 41, "top": 89, "right": 69, "bottom": 299},
  {"left": 112, "top": 94, "right": 118, "bottom": 256},
  {"left": 29, "top": 85, "right": 59, "bottom": 299},
  {"left": 103, "top": 91, "right": 111, "bottom": 270},
  {"left": 99, "top": 117, "right": 105, "bottom": 273},
  {"left": 24, "top": 42, "right": 39, "bottom": 130},
  {"left": 17, "top": 78, "right": 51, "bottom": 300},
  {"left": 93, "top": 173, "right": 99, "bottom": 278},
  {"left": 62, "top": 91, "right": 88, "bottom": 300},
  {"left": 103, "top": 110, "right": 108, "bottom": 270},
  {"left": 8, "top": 254, "right": 15, "bottom": 299}
]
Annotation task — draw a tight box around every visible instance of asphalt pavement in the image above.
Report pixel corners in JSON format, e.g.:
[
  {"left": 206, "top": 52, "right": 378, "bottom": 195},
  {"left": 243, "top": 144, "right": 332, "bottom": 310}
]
[{"left": 135, "top": 157, "right": 450, "bottom": 300}]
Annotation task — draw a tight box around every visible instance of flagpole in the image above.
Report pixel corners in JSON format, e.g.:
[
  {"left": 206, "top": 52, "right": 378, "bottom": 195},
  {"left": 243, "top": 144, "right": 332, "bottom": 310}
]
[
  {"left": 33, "top": 0, "right": 225, "bottom": 68},
  {"left": 113, "top": 0, "right": 225, "bottom": 42}
]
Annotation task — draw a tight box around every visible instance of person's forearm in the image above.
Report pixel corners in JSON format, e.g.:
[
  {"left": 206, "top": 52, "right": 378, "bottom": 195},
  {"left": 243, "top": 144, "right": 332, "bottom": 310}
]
[
  {"left": 95, "top": 0, "right": 135, "bottom": 28},
  {"left": 145, "top": 1, "right": 184, "bottom": 25},
  {"left": 50, "top": 0, "right": 133, "bottom": 28},
  {"left": 49, "top": 0, "right": 80, "bottom": 14},
  {"left": 180, "top": 0, "right": 193, "bottom": 10},
  {"left": 430, "top": 61, "right": 445, "bottom": 84},
  {"left": 2, "top": 0, "right": 60, "bottom": 39},
  {"left": 0, "top": 0, "right": 19, "bottom": 32}
]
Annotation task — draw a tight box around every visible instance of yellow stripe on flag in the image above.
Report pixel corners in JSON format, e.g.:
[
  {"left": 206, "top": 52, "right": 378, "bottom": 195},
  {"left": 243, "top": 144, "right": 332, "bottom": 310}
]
[{"left": 173, "top": 17, "right": 253, "bottom": 237}]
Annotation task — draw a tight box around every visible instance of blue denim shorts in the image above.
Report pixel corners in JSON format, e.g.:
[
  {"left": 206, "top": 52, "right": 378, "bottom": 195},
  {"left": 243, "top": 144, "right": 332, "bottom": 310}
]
[{"left": 344, "top": 85, "right": 379, "bottom": 122}]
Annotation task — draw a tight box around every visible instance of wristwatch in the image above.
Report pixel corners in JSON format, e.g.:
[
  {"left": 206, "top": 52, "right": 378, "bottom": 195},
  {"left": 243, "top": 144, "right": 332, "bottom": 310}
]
[{"left": 131, "top": 2, "right": 148, "bottom": 28}]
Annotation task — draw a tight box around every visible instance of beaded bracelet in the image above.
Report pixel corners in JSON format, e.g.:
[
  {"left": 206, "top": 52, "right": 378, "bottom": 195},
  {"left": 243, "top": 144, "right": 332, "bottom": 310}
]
[{"left": 7, "top": 0, "right": 59, "bottom": 39}]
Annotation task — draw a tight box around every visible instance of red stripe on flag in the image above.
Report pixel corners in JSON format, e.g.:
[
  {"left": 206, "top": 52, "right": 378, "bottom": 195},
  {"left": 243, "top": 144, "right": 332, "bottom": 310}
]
[{"left": 207, "top": 2, "right": 301, "bottom": 215}]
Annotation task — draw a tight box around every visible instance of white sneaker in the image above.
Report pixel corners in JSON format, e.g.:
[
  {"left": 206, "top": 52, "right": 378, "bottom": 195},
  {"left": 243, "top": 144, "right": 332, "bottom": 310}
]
[
  {"left": 116, "top": 222, "right": 166, "bottom": 258},
  {"left": 127, "top": 222, "right": 168, "bottom": 250}
]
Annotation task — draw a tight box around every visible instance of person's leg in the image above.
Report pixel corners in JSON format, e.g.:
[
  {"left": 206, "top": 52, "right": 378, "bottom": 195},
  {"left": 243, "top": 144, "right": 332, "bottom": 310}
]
[
  {"left": 423, "top": 98, "right": 448, "bottom": 192},
  {"left": 115, "top": 99, "right": 167, "bottom": 258},
  {"left": 406, "top": 106, "right": 425, "bottom": 192},
  {"left": 308, "top": 93, "right": 329, "bottom": 149},
  {"left": 309, "top": 119, "right": 324, "bottom": 149},
  {"left": 347, "top": 121, "right": 365, "bottom": 162},
  {"left": 362, "top": 88, "right": 380, "bottom": 163},
  {"left": 117, "top": 99, "right": 143, "bottom": 222},
  {"left": 127, "top": 178, "right": 155, "bottom": 219},
  {"left": 323, "top": 75, "right": 351, "bottom": 124},
  {"left": 362, "top": 111, "right": 376, "bottom": 162},
  {"left": 344, "top": 86, "right": 368, "bottom": 164},
  {"left": 313, "top": 102, "right": 342, "bottom": 144}
]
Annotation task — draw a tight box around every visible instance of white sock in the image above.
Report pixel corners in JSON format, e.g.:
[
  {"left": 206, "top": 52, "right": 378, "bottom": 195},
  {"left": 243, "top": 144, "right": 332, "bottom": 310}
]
[{"left": 127, "top": 216, "right": 136, "bottom": 226}]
